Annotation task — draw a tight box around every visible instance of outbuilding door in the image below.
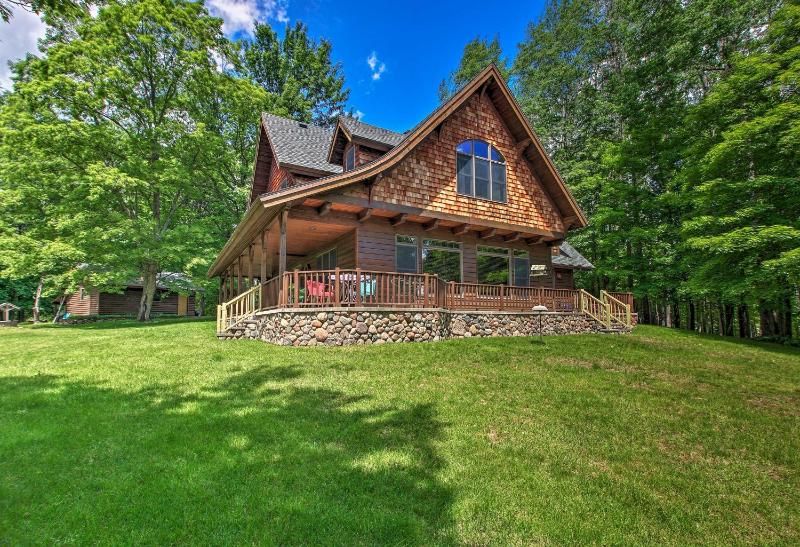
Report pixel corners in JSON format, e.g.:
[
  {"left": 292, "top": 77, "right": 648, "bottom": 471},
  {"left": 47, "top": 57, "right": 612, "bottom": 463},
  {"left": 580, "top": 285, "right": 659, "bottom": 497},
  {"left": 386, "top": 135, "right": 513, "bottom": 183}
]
[{"left": 177, "top": 295, "right": 188, "bottom": 316}]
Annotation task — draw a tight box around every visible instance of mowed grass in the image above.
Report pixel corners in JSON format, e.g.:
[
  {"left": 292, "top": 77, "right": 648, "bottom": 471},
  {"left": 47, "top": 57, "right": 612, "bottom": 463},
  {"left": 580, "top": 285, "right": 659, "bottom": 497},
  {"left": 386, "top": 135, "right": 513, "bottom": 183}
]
[{"left": 1, "top": 320, "right": 799, "bottom": 545}]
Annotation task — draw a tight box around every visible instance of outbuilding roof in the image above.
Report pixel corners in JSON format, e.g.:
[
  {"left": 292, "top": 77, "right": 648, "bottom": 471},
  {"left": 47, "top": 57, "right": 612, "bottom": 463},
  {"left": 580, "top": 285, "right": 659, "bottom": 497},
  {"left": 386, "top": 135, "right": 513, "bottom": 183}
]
[{"left": 553, "top": 242, "right": 594, "bottom": 270}]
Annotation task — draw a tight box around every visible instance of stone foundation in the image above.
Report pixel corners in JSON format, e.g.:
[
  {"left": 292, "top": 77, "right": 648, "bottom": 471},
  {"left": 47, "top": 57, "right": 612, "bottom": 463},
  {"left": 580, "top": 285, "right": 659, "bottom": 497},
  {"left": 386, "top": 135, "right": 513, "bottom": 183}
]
[{"left": 224, "top": 307, "right": 632, "bottom": 346}]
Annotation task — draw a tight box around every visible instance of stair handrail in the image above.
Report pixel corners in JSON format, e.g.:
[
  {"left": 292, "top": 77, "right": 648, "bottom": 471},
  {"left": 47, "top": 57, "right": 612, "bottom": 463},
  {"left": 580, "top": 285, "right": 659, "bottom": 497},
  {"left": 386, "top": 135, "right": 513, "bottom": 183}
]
[
  {"left": 601, "top": 290, "right": 631, "bottom": 328},
  {"left": 217, "top": 284, "right": 261, "bottom": 333},
  {"left": 580, "top": 289, "right": 610, "bottom": 328}
]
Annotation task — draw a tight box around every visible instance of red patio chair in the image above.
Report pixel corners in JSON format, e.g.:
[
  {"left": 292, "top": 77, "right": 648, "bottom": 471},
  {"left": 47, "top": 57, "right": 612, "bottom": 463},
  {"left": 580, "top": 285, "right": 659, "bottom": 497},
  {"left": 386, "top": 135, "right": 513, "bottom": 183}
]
[{"left": 305, "top": 279, "right": 334, "bottom": 301}]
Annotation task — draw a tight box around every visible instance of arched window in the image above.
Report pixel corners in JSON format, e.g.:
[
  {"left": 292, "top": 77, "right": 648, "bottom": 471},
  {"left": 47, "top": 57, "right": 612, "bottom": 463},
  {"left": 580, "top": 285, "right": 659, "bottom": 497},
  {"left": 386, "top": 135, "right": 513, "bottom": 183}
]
[{"left": 456, "top": 140, "right": 506, "bottom": 202}]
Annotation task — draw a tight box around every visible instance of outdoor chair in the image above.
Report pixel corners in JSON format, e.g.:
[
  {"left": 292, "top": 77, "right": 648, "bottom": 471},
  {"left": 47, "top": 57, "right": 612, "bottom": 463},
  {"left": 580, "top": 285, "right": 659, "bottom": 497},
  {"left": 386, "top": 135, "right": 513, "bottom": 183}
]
[
  {"left": 305, "top": 279, "right": 333, "bottom": 301},
  {"left": 360, "top": 278, "right": 376, "bottom": 299}
]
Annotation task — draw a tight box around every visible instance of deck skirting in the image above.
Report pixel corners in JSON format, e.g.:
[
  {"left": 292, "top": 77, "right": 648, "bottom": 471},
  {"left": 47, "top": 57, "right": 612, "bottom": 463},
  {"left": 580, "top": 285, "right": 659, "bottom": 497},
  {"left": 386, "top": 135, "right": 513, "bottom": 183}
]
[{"left": 220, "top": 308, "right": 636, "bottom": 345}]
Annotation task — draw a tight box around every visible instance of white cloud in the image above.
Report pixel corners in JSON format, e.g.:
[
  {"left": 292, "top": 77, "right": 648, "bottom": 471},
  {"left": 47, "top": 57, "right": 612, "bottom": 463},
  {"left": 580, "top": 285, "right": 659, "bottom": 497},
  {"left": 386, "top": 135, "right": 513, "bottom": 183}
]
[
  {"left": 0, "top": 9, "right": 46, "bottom": 91},
  {"left": 353, "top": 110, "right": 364, "bottom": 120},
  {"left": 207, "top": 0, "right": 289, "bottom": 37},
  {"left": 366, "top": 51, "right": 386, "bottom": 81}
]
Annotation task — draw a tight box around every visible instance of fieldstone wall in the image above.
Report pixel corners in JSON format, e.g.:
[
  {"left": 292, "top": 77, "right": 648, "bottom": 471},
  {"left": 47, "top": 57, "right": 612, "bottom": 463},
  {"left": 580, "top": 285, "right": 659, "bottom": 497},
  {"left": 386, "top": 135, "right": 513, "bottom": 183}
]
[
  {"left": 448, "top": 312, "right": 604, "bottom": 338},
  {"left": 224, "top": 308, "right": 630, "bottom": 346}
]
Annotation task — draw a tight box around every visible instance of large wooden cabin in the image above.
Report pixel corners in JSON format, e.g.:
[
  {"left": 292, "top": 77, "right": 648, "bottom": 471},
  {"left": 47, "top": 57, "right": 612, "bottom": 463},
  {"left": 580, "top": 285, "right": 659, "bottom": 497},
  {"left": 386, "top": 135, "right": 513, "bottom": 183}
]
[{"left": 210, "top": 65, "right": 633, "bottom": 341}]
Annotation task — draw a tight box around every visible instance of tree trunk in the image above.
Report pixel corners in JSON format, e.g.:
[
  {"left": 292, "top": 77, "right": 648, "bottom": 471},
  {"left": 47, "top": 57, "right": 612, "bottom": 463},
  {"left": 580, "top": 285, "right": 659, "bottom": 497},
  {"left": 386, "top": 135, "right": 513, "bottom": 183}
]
[
  {"left": 722, "top": 304, "right": 734, "bottom": 336},
  {"left": 688, "top": 301, "right": 696, "bottom": 332},
  {"left": 198, "top": 291, "right": 205, "bottom": 316},
  {"left": 737, "top": 304, "right": 749, "bottom": 338},
  {"left": 32, "top": 276, "right": 44, "bottom": 323},
  {"left": 52, "top": 294, "right": 66, "bottom": 323},
  {"left": 138, "top": 263, "right": 158, "bottom": 322},
  {"left": 665, "top": 302, "right": 672, "bottom": 328},
  {"left": 782, "top": 296, "right": 792, "bottom": 338}
]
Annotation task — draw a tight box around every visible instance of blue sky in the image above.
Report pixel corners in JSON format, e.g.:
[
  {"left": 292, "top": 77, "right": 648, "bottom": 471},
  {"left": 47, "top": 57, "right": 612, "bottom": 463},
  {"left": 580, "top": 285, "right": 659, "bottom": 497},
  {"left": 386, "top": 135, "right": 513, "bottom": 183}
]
[
  {"left": 0, "top": 0, "right": 549, "bottom": 130},
  {"left": 248, "top": 0, "right": 548, "bottom": 132}
]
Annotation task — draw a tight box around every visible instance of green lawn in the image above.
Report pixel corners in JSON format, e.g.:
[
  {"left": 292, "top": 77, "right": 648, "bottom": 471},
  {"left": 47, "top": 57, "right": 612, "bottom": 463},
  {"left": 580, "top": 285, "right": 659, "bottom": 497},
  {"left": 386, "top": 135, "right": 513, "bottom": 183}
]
[{"left": 1, "top": 320, "right": 799, "bottom": 544}]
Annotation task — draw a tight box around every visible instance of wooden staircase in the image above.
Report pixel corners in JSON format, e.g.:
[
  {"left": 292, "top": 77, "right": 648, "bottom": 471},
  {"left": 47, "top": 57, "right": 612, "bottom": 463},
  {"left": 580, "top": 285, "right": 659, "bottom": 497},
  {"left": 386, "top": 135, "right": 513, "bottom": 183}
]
[
  {"left": 580, "top": 290, "right": 633, "bottom": 331},
  {"left": 216, "top": 285, "right": 261, "bottom": 336}
]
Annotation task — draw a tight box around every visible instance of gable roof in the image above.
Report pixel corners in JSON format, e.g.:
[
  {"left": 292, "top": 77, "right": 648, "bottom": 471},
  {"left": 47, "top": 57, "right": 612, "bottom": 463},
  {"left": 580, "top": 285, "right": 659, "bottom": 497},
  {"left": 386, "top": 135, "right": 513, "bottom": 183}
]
[
  {"left": 261, "top": 113, "right": 343, "bottom": 175},
  {"left": 553, "top": 242, "right": 594, "bottom": 270},
  {"left": 215, "top": 65, "right": 588, "bottom": 277},
  {"left": 255, "top": 65, "right": 585, "bottom": 221}
]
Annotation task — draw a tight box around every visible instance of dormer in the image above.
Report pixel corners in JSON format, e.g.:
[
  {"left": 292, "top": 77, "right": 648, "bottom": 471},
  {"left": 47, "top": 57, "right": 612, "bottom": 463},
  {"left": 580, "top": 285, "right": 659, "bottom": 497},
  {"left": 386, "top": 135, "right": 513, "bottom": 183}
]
[{"left": 328, "top": 116, "right": 406, "bottom": 170}]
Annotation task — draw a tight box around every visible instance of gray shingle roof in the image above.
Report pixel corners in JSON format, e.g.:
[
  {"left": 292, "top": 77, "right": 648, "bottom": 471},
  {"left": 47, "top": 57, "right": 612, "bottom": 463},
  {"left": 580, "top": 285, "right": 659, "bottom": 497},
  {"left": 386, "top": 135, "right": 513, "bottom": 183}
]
[
  {"left": 339, "top": 116, "right": 405, "bottom": 147},
  {"left": 552, "top": 242, "right": 594, "bottom": 270},
  {"left": 261, "top": 113, "right": 343, "bottom": 174}
]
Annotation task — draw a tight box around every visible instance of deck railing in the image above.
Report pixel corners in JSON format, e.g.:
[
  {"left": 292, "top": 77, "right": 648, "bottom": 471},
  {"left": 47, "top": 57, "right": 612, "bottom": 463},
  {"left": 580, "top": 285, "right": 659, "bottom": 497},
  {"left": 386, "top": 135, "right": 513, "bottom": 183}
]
[
  {"left": 445, "top": 283, "right": 580, "bottom": 312},
  {"left": 217, "top": 269, "right": 634, "bottom": 334},
  {"left": 216, "top": 284, "right": 260, "bottom": 333},
  {"left": 275, "top": 269, "right": 445, "bottom": 309},
  {"left": 601, "top": 290, "right": 632, "bottom": 328}
]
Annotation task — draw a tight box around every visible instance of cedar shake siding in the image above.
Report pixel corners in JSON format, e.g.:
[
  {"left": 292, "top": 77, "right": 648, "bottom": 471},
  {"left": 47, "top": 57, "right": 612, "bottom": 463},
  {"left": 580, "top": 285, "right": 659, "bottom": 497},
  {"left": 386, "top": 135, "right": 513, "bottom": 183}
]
[
  {"left": 340, "top": 93, "right": 564, "bottom": 234},
  {"left": 267, "top": 163, "right": 294, "bottom": 193}
]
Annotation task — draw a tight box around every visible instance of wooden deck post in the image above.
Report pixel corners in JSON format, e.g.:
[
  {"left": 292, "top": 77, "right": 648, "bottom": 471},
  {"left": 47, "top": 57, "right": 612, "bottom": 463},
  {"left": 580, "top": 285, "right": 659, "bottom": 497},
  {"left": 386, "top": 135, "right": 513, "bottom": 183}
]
[
  {"left": 424, "top": 273, "right": 429, "bottom": 307},
  {"left": 334, "top": 267, "right": 341, "bottom": 306},
  {"left": 500, "top": 284, "right": 505, "bottom": 310},
  {"left": 293, "top": 269, "right": 299, "bottom": 308},
  {"left": 356, "top": 268, "right": 362, "bottom": 306}
]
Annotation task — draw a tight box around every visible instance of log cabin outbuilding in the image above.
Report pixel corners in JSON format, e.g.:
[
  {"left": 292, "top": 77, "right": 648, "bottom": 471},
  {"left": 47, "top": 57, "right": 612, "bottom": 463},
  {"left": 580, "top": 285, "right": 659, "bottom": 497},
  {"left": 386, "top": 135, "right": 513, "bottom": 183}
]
[
  {"left": 211, "top": 65, "right": 633, "bottom": 342},
  {"left": 62, "top": 273, "right": 201, "bottom": 318}
]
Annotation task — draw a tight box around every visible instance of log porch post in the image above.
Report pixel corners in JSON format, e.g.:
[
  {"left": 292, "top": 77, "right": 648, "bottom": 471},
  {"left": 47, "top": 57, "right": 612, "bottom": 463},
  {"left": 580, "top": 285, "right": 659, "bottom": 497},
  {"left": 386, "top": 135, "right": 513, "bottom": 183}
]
[
  {"left": 260, "top": 229, "right": 269, "bottom": 304},
  {"left": 248, "top": 243, "right": 255, "bottom": 289},
  {"left": 278, "top": 208, "right": 288, "bottom": 276},
  {"left": 237, "top": 256, "right": 243, "bottom": 296}
]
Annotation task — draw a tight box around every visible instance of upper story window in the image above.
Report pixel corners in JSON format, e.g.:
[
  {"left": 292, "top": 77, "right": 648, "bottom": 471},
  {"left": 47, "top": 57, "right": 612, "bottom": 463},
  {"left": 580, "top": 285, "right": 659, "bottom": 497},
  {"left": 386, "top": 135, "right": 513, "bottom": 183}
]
[
  {"left": 345, "top": 144, "right": 356, "bottom": 171},
  {"left": 456, "top": 140, "right": 507, "bottom": 203}
]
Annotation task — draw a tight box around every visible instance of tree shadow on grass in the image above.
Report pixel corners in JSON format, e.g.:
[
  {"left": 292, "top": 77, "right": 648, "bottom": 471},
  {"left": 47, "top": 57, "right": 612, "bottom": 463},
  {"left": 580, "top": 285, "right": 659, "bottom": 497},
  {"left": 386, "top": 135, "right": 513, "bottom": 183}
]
[{"left": 0, "top": 367, "right": 454, "bottom": 545}]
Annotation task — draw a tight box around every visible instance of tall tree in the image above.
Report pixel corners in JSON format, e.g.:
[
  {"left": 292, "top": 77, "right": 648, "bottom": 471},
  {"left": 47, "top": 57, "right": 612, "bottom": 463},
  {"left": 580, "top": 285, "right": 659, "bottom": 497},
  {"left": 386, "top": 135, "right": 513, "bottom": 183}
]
[
  {"left": 1, "top": 0, "right": 232, "bottom": 320},
  {"left": 241, "top": 21, "right": 349, "bottom": 126},
  {"left": 681, "top": 0, "right": 800, "bottom": 336},
  {"left": 439, "top": 36, "right": 510, "bottom": 102}
]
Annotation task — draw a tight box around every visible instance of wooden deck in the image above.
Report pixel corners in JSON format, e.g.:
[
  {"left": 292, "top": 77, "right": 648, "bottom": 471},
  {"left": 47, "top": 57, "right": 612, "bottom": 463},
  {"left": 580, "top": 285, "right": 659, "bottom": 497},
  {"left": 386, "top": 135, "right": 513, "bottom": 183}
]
[{"left": 217, "top": 269, "right": 634, "bottom": 334}]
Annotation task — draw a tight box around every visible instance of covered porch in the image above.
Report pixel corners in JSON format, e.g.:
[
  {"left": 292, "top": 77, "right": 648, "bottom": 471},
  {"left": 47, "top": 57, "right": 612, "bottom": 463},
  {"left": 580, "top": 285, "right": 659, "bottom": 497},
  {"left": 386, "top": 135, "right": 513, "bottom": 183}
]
[{"left": 210, "top": 199, "right": 633, "bottom": 337}]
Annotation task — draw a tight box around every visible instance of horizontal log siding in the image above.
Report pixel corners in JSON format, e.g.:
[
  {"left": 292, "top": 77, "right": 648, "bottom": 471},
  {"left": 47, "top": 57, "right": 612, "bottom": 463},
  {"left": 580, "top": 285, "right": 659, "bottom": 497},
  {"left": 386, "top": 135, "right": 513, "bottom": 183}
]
[
  {"left": 356, "top": 218, "right": 552, "bottom": 285},
  {"left": 553, "top": 268, "right": 575, "bottom": 290},
  {"left": 98, "top": 289, "right": 195, "bottom": 316},
  {"left": 341, "top": 93, "right": 564, "bottom": 234},
  {"left": 291, "top": 230, "right": 357, "bottom": 271},
  {"left": 64, "top": 288, "right": 99, "bottom": 316}
]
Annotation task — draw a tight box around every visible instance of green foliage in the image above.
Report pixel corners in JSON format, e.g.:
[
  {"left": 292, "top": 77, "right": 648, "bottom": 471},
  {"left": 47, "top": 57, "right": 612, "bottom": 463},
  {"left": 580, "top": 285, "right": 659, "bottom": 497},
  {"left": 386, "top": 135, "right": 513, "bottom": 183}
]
[
  {"left": 506, "top": 0, "right": 794, "bottom": 334},
  {"left": 0, "top": 0, "right": 87, "bottom": 23},
  {"left": 0, "top": 1, "right": 350, "bottom": 319},
  {"left": 241, "top": 21, "right": 349, "bottom": 125},
  {"left": 438, "top": 36, "right": 510, "bottom": 102},
  {"left": 681, "top": 0, "right": 800, "bottom": 305}
]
